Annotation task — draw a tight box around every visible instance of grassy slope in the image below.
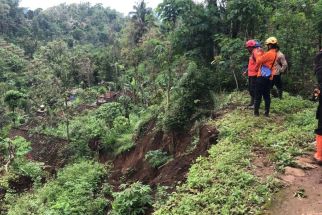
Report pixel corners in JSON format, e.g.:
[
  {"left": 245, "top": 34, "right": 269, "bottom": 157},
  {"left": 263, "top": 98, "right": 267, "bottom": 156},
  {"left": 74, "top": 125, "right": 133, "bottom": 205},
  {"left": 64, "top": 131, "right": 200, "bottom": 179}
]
[{"left": 154, "top": 92, "right": 316, "bottom": 215}]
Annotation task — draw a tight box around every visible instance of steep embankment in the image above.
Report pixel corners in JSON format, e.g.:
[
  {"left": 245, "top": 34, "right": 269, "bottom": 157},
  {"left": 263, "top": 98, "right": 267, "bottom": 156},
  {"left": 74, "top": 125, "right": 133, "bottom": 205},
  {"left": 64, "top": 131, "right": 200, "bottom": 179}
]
[
  {"left": 108, "top": 120, "right": 218, "bottom": 188},
  {"left": 154, "top": 92, "right": 320, "bottom": 215}
]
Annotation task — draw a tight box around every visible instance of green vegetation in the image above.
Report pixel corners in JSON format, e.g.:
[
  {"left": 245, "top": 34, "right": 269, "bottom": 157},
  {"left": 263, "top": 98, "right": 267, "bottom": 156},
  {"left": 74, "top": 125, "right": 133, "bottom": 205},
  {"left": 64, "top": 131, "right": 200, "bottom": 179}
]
[
  {"left": 154, "top": 93, "right": 315, "bottom": 214},
  {"left": 0, "top": 137, "right": 43, "bottom": 181},
  {"left": 0, "top": 0, "right": 321, "bottom": 214},
  {"left": 112, "top": 182, "right": 152, "bottom": 215},
  {"left": 7, "top": 160, "right": 108, "bottom": 215},
  {"left": 145, "top": 150, "right": 171, "bottom": 168}
]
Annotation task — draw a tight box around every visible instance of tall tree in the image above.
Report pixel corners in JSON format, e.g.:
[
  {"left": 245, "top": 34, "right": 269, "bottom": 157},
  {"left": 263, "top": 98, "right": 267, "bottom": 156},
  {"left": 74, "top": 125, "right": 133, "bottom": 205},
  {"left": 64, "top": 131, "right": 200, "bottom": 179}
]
[{"left": 129, "top": 0, "right": 153, "bottom": 44}]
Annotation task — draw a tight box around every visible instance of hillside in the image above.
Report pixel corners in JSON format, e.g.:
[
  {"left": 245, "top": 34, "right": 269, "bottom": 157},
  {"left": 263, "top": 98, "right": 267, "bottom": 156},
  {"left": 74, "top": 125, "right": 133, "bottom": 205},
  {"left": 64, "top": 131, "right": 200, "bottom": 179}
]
[
  {"left": 154, "top": 92, "right": 319, "bottom": 214},
  {"left": 1, "top": 92, "right": 321, "bottom": 214},
  {"left": 1, "top": 0, "right": 322, "bottom": 214}
]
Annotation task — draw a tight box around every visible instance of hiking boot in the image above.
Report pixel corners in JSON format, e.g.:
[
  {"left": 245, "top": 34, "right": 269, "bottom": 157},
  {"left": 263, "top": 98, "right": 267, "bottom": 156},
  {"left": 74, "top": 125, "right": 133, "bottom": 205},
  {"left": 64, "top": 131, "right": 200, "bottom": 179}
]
[
  {"left": 254, "top": 110, "right": 259, "bottom": 117},
  {"left": 264, "top": 110, "right": 269, "bottom": 117},
  {"left": 248, "top": 105, "right": 255, "bottom": 109},
  {"left": 314, "top": 157, "right": 322, "bottom": 166},
  {"left": 248, "top": 100, "right": 254, "bottom": 107}
]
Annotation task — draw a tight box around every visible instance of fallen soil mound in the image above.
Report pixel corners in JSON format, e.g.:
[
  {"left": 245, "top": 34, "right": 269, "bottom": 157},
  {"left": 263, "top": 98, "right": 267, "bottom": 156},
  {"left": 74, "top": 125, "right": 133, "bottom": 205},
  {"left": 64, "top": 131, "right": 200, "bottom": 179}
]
[{"left": 108, "top": 121, "right": 218, "bottom": 188}]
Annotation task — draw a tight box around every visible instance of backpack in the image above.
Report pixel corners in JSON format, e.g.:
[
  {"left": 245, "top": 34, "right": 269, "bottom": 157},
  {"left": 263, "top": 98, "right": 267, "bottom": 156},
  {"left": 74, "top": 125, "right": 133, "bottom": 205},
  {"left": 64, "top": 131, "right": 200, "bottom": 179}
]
[{"left": 260, "top": 53, "right": 277, "bottom": 77}]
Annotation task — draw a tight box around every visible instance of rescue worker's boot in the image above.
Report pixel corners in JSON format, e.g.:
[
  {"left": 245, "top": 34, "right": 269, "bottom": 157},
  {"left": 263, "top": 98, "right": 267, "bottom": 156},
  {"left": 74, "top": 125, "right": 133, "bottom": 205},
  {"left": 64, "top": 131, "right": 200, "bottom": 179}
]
[
  {"left": 254, "top": 109, "right": 259, "bottom": 117},
  {"left": 248, "top": 97, "right": 255, "bottom": 109},
  {"left": 314, "top": 134, "right": 322, "bottom": 164},
  {"left": 264, "top": 108, "right": 269, "bottom": 117}
]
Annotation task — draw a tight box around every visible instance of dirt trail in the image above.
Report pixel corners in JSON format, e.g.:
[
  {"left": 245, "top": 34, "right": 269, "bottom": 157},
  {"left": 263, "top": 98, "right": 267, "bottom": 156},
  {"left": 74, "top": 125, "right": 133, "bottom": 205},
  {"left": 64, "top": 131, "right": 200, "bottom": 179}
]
[{"left": 267, "top": 155, "right": 322, "bottom": 215}]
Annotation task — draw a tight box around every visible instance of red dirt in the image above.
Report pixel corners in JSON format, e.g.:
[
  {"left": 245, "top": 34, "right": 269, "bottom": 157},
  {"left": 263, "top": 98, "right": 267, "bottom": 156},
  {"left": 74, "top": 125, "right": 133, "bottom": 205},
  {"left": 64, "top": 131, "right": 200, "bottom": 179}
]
[{"left": 108, "top": 121, "right": 218, "bottom": 188}]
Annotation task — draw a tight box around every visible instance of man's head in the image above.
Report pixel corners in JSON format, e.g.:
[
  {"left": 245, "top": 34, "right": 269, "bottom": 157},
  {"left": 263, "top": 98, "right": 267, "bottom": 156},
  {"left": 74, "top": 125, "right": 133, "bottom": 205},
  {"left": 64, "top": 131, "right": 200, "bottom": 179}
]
[
  {"left": 265, "top": 37, "right": 278, "bottom": 50},
  {"left": 245, "top": 40, "right": 256, "bottom": 53}
]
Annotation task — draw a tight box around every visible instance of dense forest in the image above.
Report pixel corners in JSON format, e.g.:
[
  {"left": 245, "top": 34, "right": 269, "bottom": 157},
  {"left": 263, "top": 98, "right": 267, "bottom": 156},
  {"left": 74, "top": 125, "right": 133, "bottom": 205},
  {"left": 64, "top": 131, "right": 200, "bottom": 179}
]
[{"left": 0, "top": 0, "right": 322, "bottom": 214}]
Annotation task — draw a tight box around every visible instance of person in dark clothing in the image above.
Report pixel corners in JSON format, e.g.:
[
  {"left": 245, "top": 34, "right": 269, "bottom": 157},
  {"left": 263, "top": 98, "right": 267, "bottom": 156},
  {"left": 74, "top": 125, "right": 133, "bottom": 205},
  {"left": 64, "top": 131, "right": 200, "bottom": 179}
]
[
  {"left": 271, "top": 48, "right": 288, "bottom": 99},
  {"left": 254, "top": 37, "right": 278, "bottom": 117},
  {"left": 244, "top": 40, "right": 263, "bottom": 108},
  {"left": 314, "top": 49, "right": 322, "bottom": 163}
]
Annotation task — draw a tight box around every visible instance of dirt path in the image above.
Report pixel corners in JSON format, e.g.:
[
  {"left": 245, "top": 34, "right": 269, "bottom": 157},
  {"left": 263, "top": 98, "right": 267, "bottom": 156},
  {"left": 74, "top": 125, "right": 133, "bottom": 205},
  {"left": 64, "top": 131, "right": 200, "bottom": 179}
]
[{"left": 268, "top": 155, "right": 322, "bottom": 215}]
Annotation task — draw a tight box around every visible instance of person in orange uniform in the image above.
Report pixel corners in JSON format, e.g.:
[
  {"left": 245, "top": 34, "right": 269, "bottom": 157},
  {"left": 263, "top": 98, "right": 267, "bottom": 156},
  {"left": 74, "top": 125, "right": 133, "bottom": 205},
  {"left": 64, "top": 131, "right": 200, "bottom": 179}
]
[
  {"left": 314, "top": 48, "right": 322, "bottom": 164},
  {"left": 254, "top": 37, "right": 278, "bottom": 117},
  {"left": 244, "top": 40, "right": 263, "bottom": 108}
]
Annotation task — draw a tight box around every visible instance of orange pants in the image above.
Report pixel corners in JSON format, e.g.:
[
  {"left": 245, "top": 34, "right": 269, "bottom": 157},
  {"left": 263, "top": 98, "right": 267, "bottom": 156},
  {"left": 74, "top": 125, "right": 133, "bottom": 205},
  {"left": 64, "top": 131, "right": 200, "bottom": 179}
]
[{"left": 315, "top": 135, "right": 322, "bottom": 161}]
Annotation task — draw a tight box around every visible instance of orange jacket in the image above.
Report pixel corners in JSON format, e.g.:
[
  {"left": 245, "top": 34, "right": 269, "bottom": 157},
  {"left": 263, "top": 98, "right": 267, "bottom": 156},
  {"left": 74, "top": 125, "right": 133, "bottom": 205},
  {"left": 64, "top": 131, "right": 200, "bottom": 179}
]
[
  {"left": 248, "top": 48, "right": 263, "bottom": 77},
  {"left": 256, "top": 49, "right": 277, "bottom": 79}
]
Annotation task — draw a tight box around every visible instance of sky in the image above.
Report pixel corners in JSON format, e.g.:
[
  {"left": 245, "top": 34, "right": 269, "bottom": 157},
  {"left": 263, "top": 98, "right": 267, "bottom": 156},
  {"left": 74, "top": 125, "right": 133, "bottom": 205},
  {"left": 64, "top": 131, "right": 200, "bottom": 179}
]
[{"left": 20, "top": 0, "right": 168, "bottom": 15}]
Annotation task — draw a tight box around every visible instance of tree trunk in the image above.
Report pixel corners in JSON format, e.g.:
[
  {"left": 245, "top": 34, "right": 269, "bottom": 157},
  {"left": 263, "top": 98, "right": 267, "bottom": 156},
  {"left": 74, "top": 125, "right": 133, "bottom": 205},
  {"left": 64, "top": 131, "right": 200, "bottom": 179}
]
[
  {"left": 166, "top": 68, "right": 171, "bottom": 109},
  {"left": 5, "top": 141, "right": 15, "bottom": 173},
  {"left": 12, "top": 107, "right": 16, "bottom": 127},
  {"left": 64, "top": 97, "right": 70, "bottom": 143},
  {"left": 230, "top": 57, "right": 239, "bottom": 90}
]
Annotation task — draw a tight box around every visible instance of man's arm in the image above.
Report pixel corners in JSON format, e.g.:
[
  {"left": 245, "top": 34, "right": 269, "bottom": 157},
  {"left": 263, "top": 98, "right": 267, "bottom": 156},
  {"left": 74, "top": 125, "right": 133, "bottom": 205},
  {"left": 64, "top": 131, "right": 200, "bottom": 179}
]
[{"left": 279, "top": 53, "right": 288, "bottom": 73}]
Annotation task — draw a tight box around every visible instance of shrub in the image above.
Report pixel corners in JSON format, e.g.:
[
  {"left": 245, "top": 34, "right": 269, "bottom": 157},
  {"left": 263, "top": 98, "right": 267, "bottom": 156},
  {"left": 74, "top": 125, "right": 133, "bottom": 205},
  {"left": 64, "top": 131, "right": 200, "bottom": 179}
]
[
  {"left": 113, "top": 116, "right": 130, "bottom": 134},
  {"left": 163, "top": 62, "right": 213, "bottom": 131},
  {"left": 77, "top": 88, "right": 98, "bottom": 104},
  {"left": 96, "top": 102, "right": 124, "bottom": 127},
  {"left": 11, "top": 159, "right": 44, "bottom": 187},
  {"left": 111, "top": 182, "right": 152, "bottom": 215},
  {"left": 0, "top": 137, "right": 44, "bottom": 191},
  {"left": 7, "top": 160, "right": 108, "bottom": 215},
  {"left": 69, "top": 115, "right": 106, "bottom": 141},
  {"left": 67, "top": 115, "right": 107, "bottom": 156},
  {"left": 145, "top": 150, "right": 171, "bottom": 168}
]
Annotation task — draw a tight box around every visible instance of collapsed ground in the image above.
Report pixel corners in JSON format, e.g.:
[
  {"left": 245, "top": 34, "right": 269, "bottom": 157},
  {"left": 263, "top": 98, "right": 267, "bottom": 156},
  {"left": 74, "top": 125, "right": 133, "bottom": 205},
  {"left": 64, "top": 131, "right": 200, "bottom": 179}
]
[{"left": 1, "top": 92, "right": 321, "bottom": 214}]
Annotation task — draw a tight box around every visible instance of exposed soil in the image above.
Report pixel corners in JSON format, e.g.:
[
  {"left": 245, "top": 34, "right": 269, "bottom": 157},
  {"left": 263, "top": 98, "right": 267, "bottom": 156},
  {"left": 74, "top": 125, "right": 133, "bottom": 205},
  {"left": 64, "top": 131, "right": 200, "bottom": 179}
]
[
  {"left": 267, "top": 155, "right": 322, "bottom": 215},
  {"left": 9, "top": 128, "right": 69, "bottom": 168},
  {"left": 251, "top": 146, "right": 275, "bottom": 180},
  {"left": 108, "top": 121, "right": 218, "bottom": 188},
  {"left": 0, "top": 186, "right": 6, "bottom": 199},
  {"left": 8, "top": 175, "right": 33, "bottom": 193},
  {"left": 5, "top": 128, "right": 70, "bottom": 194}
]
